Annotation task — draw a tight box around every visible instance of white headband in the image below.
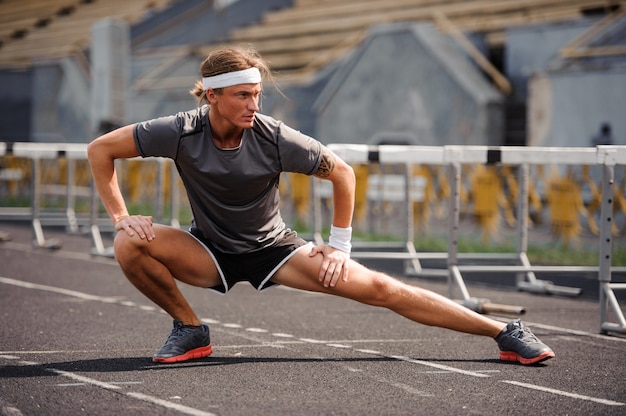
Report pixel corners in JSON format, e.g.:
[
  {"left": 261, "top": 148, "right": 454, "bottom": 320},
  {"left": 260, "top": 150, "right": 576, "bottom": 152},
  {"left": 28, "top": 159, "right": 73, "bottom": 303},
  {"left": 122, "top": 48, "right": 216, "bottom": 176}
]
[{"left": 202, "top": 67, "right": 262, "bottom": 90}]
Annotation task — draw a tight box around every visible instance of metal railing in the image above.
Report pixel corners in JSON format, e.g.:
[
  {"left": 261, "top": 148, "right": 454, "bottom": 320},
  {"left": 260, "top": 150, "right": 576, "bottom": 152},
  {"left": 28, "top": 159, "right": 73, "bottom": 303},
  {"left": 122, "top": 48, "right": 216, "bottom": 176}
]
[
  {"left": 322, "top": 144, "right": 626, "bottom": 334},
  {"left": 0, "top": 142, "right": 179, "bottom": 256}
]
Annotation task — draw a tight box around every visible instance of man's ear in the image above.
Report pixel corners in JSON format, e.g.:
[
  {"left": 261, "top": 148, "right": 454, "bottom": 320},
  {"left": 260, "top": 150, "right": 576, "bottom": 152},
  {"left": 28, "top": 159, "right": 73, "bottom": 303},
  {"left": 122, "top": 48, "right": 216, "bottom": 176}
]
[{"left": 205, "top": 88, "right": 217, "bottom": 103}]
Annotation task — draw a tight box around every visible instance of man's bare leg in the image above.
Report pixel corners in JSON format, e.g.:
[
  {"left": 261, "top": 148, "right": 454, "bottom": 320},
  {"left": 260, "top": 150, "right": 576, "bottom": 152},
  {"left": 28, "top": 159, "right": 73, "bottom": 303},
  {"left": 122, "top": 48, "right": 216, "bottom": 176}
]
[
  {"left": 273, "top": 252, "right": 505, "bottom": 337},
  {"left": 113, "top": 224, "right": 221, "bottom": 326},
  {"left": 113, "top": 225, "right": 221, "bottom": 362},
  {"left": 273, "top": 251, "right": 554, "bottom": 364}
]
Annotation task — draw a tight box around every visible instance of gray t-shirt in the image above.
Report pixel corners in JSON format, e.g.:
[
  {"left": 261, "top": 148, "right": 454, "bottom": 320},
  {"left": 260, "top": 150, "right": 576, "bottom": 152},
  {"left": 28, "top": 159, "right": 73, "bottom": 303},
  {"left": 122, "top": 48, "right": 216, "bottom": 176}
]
[{"left": 133, "top": 105, "right": 323, "bottom": 254}]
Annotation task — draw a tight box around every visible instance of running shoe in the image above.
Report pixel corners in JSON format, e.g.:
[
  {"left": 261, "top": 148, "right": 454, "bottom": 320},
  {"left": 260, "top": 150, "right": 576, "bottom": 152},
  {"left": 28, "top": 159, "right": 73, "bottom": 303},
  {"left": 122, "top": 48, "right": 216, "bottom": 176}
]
[
  {"left": 495, "top": 319, "right": 555, "bottom": 365},
  {"left": 152, "top": 320, "right": 213, "bottom": 363}
]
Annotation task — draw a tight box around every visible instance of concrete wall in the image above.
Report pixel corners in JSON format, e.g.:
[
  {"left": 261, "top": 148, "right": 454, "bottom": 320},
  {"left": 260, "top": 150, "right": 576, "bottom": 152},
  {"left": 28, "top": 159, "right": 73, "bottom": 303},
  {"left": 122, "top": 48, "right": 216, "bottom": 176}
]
[
  {"left": 30, "top": 59, "right": 90, "bottom": 143},
  {"left": 528, "top": 68, "right": 626, "bottom": 147},
  {"left": 506, "top": 19, "right": 597, "bottom": 102},
  {"left": 314, "top": 23, "right": 503, "bottom": 146},
  {"left": 523, "top": 15, "right": 626, "bottom": 148},
  {"left": 0, "top": 69, "right": 32, "bottom": 141}
]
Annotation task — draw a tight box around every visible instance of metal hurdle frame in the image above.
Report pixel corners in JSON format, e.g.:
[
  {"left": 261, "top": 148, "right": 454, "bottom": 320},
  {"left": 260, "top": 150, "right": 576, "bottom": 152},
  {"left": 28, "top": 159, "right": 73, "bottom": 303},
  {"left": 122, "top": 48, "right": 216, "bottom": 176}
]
[
  {"left": 325, "top": 144, "right": 626, "bottom": 332},
  {"left": 0, "top": 142, "right": 90, "bottom": 249},
  {"left": 89, "top": 157, "right": 181, "bottom": 258},
  {"left": 597, "top": 145, "right": 626, "bottom": 334},
  {"left": 0, "top": 142, "right": 182, "bottom": 257}
]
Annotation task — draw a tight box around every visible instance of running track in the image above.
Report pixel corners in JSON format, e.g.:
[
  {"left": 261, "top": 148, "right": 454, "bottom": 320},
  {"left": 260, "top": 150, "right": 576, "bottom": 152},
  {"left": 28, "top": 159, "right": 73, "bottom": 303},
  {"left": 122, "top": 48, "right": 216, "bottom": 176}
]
[{"left": 0, "top": 221, "right": 624, "bottom": 415}]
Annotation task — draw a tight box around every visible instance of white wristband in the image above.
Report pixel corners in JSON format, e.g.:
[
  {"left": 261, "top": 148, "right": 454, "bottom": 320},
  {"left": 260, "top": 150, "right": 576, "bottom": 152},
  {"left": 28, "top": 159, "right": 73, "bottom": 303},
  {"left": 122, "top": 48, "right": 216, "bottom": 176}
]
[{"left": 328, "top": 225, "right": 352, "bottom": 253}]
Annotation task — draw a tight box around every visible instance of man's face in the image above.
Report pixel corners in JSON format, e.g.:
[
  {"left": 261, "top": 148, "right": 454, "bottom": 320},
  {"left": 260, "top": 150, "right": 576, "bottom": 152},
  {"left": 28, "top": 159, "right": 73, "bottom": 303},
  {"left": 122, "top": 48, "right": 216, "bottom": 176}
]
[{"left": 209, "top": 83, "right": 261, "bottom": 129}]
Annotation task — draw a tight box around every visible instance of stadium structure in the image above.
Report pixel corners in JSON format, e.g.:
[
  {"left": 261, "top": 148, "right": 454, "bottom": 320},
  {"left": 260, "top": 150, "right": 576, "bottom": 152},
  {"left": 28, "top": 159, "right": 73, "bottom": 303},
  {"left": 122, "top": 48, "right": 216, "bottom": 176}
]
[{"left": 0, "top": 0, "right": 624, "bottom": 147}]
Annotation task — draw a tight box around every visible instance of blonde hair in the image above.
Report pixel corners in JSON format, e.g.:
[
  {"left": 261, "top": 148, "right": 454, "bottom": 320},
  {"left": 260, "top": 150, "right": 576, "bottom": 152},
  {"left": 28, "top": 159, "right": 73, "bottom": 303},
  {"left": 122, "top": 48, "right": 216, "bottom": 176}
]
[{"left": 190, "top": 46, "right": 273, "bottom": 105}]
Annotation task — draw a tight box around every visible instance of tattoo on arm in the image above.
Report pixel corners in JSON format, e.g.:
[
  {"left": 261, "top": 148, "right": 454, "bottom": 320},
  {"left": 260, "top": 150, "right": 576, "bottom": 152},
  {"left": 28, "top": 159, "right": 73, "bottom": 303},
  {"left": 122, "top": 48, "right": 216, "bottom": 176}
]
[{"left": 314, "top": 149, "right": 335, "bottom": 178}]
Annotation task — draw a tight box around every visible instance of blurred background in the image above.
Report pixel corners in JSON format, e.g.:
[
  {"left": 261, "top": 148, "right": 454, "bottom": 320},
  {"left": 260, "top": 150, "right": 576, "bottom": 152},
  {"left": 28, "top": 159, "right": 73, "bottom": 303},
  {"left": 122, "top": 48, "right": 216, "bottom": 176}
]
[{"left": 0, "top": 0, "right": 625, "bottom": 263}]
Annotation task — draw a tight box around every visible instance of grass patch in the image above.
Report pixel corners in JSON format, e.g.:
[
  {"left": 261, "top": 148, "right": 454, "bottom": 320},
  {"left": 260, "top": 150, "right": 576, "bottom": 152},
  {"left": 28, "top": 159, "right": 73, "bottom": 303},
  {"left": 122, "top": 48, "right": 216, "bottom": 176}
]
[{"left": 343, "top": 231, "right": 626, "bottom": 267}]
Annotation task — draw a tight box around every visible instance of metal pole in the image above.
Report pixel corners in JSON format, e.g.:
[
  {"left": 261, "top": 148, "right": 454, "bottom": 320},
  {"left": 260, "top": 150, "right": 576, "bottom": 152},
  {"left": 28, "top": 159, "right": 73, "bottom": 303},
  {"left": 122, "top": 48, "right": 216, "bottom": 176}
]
[
  {"left": 312, "top": 177, "right": 324, "bottom": 245},
  {"left": 598, "top": 162, "right": 614, "bottom": 333},
  {"left": 516, "top": 164, "right": 529, "bottom": 255},
  {"left": 65, "top": 157, "right": 79, "bottom": 233},
  {"left": 31, "top": 157, "right": 43, "bottom": 246},
  {"left": 404, "top": 162, "right": 413, "bottom": 246},
  {"left": 403, "top": 162, "right": 421, "bottom": 273},
  {"left": 516, "top": 163, "right": 537, "bottom": 286},
  {"left": 155, "top": 159, "right": 165, "bottom": 223},
  {"left": 447, "top": 162, "right": 464, "bottom": 300},
  {"left": 170, "top": 160, "right": 180, "bottom": 228}
]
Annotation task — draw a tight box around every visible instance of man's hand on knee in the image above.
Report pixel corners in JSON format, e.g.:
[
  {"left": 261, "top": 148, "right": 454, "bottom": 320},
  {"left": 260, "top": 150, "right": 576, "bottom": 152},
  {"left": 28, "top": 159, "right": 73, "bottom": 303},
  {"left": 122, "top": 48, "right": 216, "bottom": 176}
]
[
  {"left": 115, "top": 215, "right": 155, "bottom": 241},
  {"left": 309, "top": 244, "right": 350, "bottom": 288}
]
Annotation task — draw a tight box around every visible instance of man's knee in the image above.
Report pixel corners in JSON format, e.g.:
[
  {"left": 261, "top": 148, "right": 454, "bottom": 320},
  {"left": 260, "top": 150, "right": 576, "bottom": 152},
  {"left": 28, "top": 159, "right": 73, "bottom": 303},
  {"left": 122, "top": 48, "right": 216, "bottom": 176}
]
[
  {"left": 352, "top": 270, "right": 399, "bottom": 306},
  {"left": 113, "top": 231, "right": 145, "bottom": 264}
]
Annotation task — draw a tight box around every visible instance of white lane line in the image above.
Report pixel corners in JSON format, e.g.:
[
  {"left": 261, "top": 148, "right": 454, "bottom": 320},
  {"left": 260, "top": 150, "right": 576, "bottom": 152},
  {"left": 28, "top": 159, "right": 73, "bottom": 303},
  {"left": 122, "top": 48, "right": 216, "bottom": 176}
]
[
  {"left": 46, "top": 367, "right": 122, "bottom": 391},
  {"left": 12, "top": 358, "right": 216, "bottom": 416},
  {"left": 126, "top": 392, "right": 217, "bottom": 416},
  {"left": 390, "top": 355, "right": 491, "bottom": 378},
  {"left": 0, "top": 241, "right": 117, "bottom": 266},
  {"left": 216, "top": 342, "right": 305, "bottom": 349},
  {"left": 0, "top": 276, "right": 155, "bottom": 311},
  {"left": 326, "top": 343, "right": 352, "bottom": 349},
  {"left": 245, "top": 328, "right": 268, "bottom": 333},
  {"left": 351, "top": 348, "right": 491, "bottom": 378},
  {"left": 1, "top": 349, "right": 150, "bottom": 355},
  {"left": 529, "top": 322, "right": 626, "bottom": 343},
  {"left": 383, "top": 380, "right": 434, "bottom": 397},
  {"left": 299, "top": 338, "right": 326, "bottom": 344},
  {"left": 0, "top": 276, "right": 108, "bottom": 302},
  {"left": 502, "top": 380, "right": 625, "bottom": 406},
  {"left": 211, "top": 329, "right": 493, "bottom": 379},
  {"left": 0, "top": 398, "right": 25, "bottom": 416},
  {"left": 354, "top": 348, "right": 381, "bottom": 355},
  {"left": 271, "top": 333, "right": 294, "bottom": 338}
]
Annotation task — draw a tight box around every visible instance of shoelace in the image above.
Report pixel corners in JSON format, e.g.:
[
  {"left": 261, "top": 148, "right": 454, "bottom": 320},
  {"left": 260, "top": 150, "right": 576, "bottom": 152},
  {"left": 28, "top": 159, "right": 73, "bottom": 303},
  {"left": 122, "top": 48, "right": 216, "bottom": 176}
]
[
  {"left": 166, "top": 325, "right": 196, "bottom": 342},
  {"left": 509, "top": 326, "right": 540, "bottom": 343}
]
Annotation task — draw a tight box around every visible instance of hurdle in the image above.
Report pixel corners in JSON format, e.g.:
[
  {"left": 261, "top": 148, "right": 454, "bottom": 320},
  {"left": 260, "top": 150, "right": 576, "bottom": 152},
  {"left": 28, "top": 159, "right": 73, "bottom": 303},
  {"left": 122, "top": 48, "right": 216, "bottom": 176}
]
[
  {"left": 324, "top": 144, "right": 626, "bottom": 329},
  {"left": 0, "top": 142, "right": 182, "bottom": 257},
  {"left": 89, "top": 157, "right": 181, "bottom": 258},
  {"left": 0, "top": 142, "right": 90, "bottom": 249}
]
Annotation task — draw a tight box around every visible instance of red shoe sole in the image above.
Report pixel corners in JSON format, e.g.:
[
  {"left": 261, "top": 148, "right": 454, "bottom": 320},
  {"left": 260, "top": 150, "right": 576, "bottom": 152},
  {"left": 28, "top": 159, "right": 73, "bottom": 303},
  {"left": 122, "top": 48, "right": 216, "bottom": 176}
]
[
  {"left": 499, "top": 350, "right": 555, "bottom": 365},
  {"left": 153, "top": 344, "right": 213, "bottom": 363}
]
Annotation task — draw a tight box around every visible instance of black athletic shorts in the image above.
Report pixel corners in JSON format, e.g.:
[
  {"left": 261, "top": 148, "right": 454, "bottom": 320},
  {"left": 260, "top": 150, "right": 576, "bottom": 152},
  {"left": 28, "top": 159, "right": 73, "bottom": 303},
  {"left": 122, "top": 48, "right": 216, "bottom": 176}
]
[{"left": 188, "top": 228, "right": 312, "bottom": 294}]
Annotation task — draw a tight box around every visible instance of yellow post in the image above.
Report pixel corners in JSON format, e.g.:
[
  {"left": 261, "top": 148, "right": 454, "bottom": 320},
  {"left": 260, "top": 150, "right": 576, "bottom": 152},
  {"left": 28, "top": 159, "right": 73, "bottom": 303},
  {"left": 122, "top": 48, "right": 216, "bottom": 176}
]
[
  {"left": 289, "top": 173, "right": 310, "bottom": 224},
  {"left": 469, "top": 165, "right": 504, "bottom": 243},
  {"left": 500, "top": 166, "right": 518, "bottom": 228},
  {"left": 3, "top": 155, "right": 30, "bottom": 197},
  {"left": 124, "top": 160, "right": 143, "bottom": 204},
  {"left": 353, "top": 164, "right": 369, "bottom": 227},
  {"left": 546, "top": 174, "right": 585, "bottom": 246},
  {"left": 412, "top": 164, "right": 433, "bottom": 234},
  {"left": 434, "top": 165, "right": 449, "bottom": 220},
  {"left": 581, "top": 165, "right": 602, "bottom": 235}
]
